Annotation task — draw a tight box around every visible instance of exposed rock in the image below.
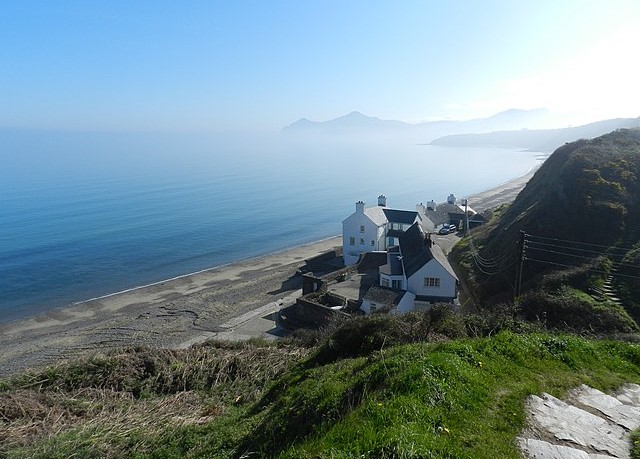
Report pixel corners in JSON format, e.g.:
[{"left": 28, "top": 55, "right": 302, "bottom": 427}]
[
  {"left": 525, "top": 393, "right": 629, "bottom": 459},
  {"left": 615, "top": 384, "right": 640, "bottom": 407},
  {"left": 518, "top": 437, "right": 593, "bottom": 458},
  {"left": 570, "top": 385, "right": 640, "bottom": 431}
]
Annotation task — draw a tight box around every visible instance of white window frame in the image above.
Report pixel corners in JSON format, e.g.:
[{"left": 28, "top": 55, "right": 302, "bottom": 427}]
[{"left": 424, "top": 277, "right": 441, "bottom": 288}]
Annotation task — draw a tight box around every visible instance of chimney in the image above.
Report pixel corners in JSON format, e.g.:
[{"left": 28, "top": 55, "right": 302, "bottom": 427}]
[
  {"left": 426, "top": 200, "right": 437, "bottom": 211},
  {"left": 377, "top": 195, "right": 387, "bottom": 207},
  {"left": 447, "top": 193, "right": 456, "bottom": 204},
  {"left": 416, "top": 203, "right": 426, "bottom": 214},
  {"left": 356, "top": 201, "right": 365, "bottom": 213}
]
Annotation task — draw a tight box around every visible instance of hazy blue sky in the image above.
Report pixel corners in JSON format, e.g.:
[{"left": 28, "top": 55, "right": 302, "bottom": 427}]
[{"left": 2, "top": 1, "right": 639, "bottom": 132}]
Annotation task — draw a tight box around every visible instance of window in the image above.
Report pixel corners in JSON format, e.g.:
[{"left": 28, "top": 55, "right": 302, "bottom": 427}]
[
  {"left": 424, "top": 277, "right": 441, "bottom": 288},
  {"left": 371, "top": 240, "right": 375, "bottom": 246},
  {"left": 381, "top": 278, "right": 390, "bottom": 287},
  {"left": 360, "top": 225, "right": 365, "bottom": 233},
  {"left": 349, "top": 236, "right": 355, "bottom": 246},
  {"left": 392, "top": 280, "right": 402, "bottom": 289},
  {"left": 360, "top": 238, "right": 365, "bottom": 245}
]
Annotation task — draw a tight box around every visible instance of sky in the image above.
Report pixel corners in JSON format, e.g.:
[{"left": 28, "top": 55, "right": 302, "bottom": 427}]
[{"left": 1, "top": 0, "right": 639, "bottom": 133}]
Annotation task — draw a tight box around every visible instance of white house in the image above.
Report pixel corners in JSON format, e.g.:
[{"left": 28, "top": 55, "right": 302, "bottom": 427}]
[
  {"left": 419, "top": 195, "right": 478, "bottom": 231},
  {"left": 361, "top": 222, "right": 458, "bottom": 315},
  {"left": 342, "top": 195, "right": 422, "bottom": 266}
]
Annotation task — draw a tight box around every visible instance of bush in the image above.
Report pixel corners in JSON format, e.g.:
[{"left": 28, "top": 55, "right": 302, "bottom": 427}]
[
  {"left": 306, "top": 303, "right": 531, "bottom": 366},
  {"left": 521, "top": 286, "right": 638, "bottom": 334}
]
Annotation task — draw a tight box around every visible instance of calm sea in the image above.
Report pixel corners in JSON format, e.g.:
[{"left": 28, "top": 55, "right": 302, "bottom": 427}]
[{"left": 0, "top": 131, "right": 543, "bottom": 323}]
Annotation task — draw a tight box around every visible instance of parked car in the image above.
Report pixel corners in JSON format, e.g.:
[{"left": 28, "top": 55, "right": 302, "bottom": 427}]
[{"left": 438, "top": 224, "right": 456, "bottom": 235}]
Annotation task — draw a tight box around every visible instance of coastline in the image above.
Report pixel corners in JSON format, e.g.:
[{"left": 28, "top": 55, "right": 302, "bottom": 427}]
[
  {"left": 0, "top": 168, "right": 538, "bottom": 378},
  {"left": 70, "top": 234, "right": 344, "bottom": 307},
  {"left": 0, "top": 236, "right": 342, "bottom": 378},
  {"left": 466, "top": 163, "right": 540, "bottom": 211}
]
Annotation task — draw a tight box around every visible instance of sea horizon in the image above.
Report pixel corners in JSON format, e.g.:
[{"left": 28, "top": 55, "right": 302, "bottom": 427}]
[{"left": 0, "top": 132, "right": 544, "bottom": 324}]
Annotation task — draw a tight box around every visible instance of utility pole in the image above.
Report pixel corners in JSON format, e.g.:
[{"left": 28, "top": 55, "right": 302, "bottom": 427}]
[
  {"left": 515, "top": 231, "right": 526, "bottom": 305},
  {"left": 463, "top": 198, "right": 469, "bottom": 235}
]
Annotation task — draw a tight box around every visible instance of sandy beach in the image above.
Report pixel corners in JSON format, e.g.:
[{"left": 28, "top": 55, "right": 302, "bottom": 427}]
[{"left": 0, "top": 168, "right": 538, "bottom": 378}]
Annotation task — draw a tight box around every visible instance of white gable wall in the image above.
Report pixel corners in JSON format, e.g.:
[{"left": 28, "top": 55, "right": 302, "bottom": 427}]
[
  {"left": 342, "top": 203, "right": 422, "bottom": 266},
  {"left": 342, "top": 212, "right": 386, "bottom": 265},
  {"left": 395, "top": 291, "right": 416, "bottom": 314},
  {"left": 406, "top": 259, "right": 457, "bottom": 300}
]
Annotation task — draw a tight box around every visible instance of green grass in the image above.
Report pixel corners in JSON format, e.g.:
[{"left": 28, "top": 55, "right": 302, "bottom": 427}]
[
  {"left": 632, "top": 429, "right": 640, "bottom": 459},
  {"left": 246, "top": 332, "right": 640, "bottom": 458},
  {"left": 3, "top": 331, "right": 640, "bottom": 458}
]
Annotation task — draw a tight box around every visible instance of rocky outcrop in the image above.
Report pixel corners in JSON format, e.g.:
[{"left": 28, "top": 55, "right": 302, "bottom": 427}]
[{"left": 519, "top": 384, "right": 640, "bottom": 459}]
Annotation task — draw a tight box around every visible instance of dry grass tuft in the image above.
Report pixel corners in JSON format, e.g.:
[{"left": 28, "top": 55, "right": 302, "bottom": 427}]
[{"left": 0, "top": 340, "right": 309, "bottom": 455}]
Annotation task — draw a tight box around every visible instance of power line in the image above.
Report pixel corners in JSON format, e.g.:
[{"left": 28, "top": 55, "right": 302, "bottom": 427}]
[
  {"left": 524, "top": 232, "right": 640, "bottom": 269},
  {"left": 472, "top": 255, "right": 499, "bottom": 276},
  {"left": 464, "top": 216, "right": 511, "bottom": 268},
  {"left": 524, "top": 257, "right": 640, "bottom": 281},
  {"left": 525, "top": 240, "right": 627, "bottom": 257},
  {"left": 462, "top": 229, "right": 640, "bottom": 304},
  {"left": 525, "top": 233, "right": 638, "bottom": 253},
  {"left": 472, "top": 250, "right": 502, "bottom": 267},
  {"left": 524, "top": 245, "right": 640, "bottom": 270}
]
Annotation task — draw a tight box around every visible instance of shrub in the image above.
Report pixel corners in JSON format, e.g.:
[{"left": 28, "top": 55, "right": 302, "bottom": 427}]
[{"left": 521, "top": 286, "right": 638, "bottom": 334}]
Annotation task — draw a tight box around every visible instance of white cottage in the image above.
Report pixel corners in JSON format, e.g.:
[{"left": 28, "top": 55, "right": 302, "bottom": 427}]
[
  {"left": 342, "top": 195, "right": 421, "bottom": 266},
  {"left": 361, "top": 222, "right": 458, "bottom": 315}
]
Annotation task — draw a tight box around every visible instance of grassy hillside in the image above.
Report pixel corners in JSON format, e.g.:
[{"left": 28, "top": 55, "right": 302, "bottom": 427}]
[
  {"left": 453, "top": 129, "right": 640, "bottom": 330},
  {"left": 3, "top": 314, "right": 640, "bottom": 458}
]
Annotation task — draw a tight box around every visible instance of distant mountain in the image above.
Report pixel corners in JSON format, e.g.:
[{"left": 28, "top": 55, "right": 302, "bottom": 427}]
[
  {"left": 430, "top": 117, "right": 640, "bottom": 152},
  {"left": 282, "top": 108, "right": 556, "bottom": 141},
  {"left": 285, "top": 111, "right": 408, "bottom": 131}
]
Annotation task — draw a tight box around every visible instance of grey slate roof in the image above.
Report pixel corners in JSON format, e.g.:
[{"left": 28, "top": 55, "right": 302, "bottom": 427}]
[
  {"left": 360, "top": 206, "right": 420, "bottom": 227},
  {"left": 357, "top": 251, "right": 388, "bottom": 274},
  {"left": 364, "top": 286, "right": 405, "bottom": 305},
  {"left": 362, "top": 206, "right": 388, "bottom": 226},
  {"left": 398, "top": 222, "right": 458, "bottom": 280},
  {"left": 469, "top": 213, "right": 488, "bottom": 223},
  {"left": 380, "top": 246, "right": 403, "bottom": 276},
  {"left": 398, "top": 223, "right": 433, "bottom": 278},
  {"left": 386, "top": 229, "right": 405, "bottom": 238},
  {"left": 383, "top": 208, "right": 420, "bottom": 225},
  {"left": 429, "top": 242, "right": 458, "bottom": 280},
  {"left": 423, "top": 203, "right": 474, "bottom": 227}
]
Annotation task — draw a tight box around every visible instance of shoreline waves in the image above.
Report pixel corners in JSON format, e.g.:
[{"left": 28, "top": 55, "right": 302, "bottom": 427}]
[
  {"left": 0, "top": 169, "right": 536, "bottom": 378},
  {"left": 71, "top": 234, "right": 343, "bottom": 307}
]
